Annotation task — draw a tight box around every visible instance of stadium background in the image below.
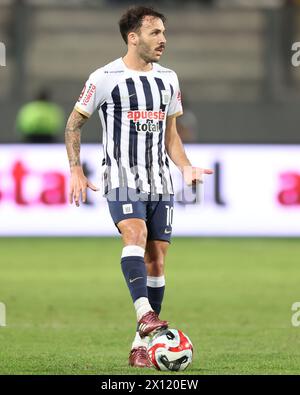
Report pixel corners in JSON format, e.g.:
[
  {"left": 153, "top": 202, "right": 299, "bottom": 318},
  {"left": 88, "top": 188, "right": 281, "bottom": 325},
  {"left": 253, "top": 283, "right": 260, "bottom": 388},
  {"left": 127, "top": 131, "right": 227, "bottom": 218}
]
[{"left": 0, "top": 0, "right": 300, "bottom": 375}]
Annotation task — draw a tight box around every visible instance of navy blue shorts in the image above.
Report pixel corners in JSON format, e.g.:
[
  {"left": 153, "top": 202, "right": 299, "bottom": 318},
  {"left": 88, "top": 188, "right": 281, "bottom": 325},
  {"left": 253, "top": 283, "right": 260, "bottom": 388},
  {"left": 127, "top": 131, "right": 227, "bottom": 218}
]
[{"left": 106, "top": 187, "right": 174, "bottom": 242}]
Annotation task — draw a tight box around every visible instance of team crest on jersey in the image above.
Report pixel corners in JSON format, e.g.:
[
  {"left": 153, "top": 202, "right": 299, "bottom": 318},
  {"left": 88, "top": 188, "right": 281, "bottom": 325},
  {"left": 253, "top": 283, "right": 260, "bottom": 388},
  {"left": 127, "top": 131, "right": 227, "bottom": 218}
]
[{"left": 161, "top": 90, "right": 171, "bottom": 105}]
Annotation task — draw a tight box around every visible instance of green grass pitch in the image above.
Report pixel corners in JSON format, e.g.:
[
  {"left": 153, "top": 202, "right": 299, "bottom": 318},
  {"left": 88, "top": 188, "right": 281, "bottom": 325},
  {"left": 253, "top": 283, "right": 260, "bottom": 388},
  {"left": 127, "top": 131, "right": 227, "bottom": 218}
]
[{"left": 0, "top": 237, "right": 300, "bottom": 375}]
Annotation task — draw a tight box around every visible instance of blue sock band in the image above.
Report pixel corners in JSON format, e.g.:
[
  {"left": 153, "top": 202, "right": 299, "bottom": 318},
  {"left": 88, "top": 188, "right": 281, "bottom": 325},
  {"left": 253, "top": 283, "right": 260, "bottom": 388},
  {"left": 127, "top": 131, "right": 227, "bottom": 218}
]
[{"left": 147, "top": 285, "right": 165, "bottom": 315}]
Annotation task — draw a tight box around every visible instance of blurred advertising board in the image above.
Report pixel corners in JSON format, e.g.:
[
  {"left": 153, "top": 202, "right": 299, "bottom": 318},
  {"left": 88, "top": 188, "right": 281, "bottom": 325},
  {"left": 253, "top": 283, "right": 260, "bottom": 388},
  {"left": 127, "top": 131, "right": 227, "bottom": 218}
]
[{"left": 0, "top": 144, "right": 299, "bottom": 236}]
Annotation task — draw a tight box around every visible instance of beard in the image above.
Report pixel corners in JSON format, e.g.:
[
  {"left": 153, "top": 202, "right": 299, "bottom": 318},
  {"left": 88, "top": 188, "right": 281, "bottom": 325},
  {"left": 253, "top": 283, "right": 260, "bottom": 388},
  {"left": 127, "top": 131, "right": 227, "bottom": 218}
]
[{"left": 137, "top": 40, "right": 162, "bottom": 64}]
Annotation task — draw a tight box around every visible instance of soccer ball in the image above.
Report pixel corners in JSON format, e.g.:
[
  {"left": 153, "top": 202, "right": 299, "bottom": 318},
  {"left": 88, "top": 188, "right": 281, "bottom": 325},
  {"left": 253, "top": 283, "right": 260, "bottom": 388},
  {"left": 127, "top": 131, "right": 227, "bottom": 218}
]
[{"left": 148, "top": 328, "right": 193, "bottom": 371}]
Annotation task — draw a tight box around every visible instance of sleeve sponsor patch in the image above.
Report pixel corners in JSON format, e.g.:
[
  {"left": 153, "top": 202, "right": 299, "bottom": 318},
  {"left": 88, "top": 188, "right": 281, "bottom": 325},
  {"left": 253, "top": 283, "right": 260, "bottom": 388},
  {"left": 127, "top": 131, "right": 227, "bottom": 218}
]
[{"left": 77, "top": 83, "right": 96, "bottom": 106}]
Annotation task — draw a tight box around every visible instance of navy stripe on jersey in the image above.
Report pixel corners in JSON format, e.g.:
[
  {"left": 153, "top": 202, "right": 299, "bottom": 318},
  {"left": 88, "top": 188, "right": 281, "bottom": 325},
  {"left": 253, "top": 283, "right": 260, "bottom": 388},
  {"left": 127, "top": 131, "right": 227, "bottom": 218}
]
[
  {"left": 126, "top": 78, "right": 141, "bottom": 191},
  {"left": 140, "top": 76, "right": 153, "bottom": 110},
  {"left": 154, "top": 78, "right": 166, "bottom": 112},
  {"left": 126, "top": 78, "right": 138, "bottom": 167},
  {"left": 111, "top": 85, "right": 122, "bottom": 163},
  {"left": 111, "top": 85, "right": 128, "bottom": 188},
  {"left": 140, "top": 76, "right": 155, "bottom": 193},
  {"left": 165, "top": 154, "right": 173, "bottom": 191},
  {"left": 100, "top": 102, "right": 111, "bottom": 195},
  {"left": 101, "top": 102, "right": 111, "bottom": 166},
  {"left": 154, "top": 77, "right": 169, "bottom": 194}
]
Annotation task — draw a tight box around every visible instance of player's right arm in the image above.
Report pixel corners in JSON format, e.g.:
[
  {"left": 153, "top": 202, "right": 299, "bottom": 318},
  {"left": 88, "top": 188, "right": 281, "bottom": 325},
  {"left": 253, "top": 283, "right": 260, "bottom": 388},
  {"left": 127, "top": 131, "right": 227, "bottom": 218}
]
[{"left": 65, "top": 109, "right": 98, "bottom": 207}]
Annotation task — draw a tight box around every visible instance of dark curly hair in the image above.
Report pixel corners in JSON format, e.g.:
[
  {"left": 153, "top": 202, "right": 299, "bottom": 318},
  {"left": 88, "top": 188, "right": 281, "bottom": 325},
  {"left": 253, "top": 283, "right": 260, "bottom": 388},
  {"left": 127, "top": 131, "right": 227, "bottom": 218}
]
[{"left": 119, "top": 6, "right": 166, "bottom": 44}]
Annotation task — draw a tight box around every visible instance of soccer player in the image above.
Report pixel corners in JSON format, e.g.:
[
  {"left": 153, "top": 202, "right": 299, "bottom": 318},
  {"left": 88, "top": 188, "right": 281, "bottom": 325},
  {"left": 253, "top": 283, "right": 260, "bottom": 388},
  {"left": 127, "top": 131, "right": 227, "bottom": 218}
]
[{"left": 65, "top": 6, "right": 213, "bottom": 368}]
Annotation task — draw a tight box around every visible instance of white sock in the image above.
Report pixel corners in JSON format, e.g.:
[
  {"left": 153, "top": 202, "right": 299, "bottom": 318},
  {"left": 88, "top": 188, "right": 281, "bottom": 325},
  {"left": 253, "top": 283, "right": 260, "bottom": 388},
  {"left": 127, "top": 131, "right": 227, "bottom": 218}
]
[
  {"left": 131, "top": 332, "right": 149, "bottom": 349},
  {"left": 121, "top": 245, "right": 145, "bottom": 258},
  {"left": 147, "top": 275, "right": 166, "bottom": 288},
  {"left": 134, "top": 297, "right": 153, "bottom": 321}
]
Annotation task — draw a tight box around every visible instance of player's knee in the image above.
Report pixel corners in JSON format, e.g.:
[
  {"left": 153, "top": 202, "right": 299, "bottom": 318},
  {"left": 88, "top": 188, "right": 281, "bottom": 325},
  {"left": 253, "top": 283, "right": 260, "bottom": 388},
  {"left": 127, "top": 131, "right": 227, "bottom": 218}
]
[
  {"left": 146, "top": 259, "right": 164, "bottom": 276},
  {"left": 120, "top": 222, "right": 147, "bottom": 247}
]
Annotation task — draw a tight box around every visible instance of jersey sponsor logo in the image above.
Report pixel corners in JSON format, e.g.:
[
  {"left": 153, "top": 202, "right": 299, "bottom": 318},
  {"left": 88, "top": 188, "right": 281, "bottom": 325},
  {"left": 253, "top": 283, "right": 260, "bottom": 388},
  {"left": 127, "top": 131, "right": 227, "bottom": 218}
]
[
  {"left": 135, "top": 119, "right": 160, "bottom": 133},
  {"left": 127, "top": 110, "right": 165, "bottom": 122},
  {"left": 127, "top": 110, "right": 165, "bottom": 133},
  {"left": 81, "top": 83, "right": 96, "bottom": 106}
]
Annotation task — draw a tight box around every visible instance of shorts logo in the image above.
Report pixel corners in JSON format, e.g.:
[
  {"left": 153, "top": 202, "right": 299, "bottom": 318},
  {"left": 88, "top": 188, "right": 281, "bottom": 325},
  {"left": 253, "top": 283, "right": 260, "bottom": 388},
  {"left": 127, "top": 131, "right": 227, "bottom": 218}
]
[{"left": 122, "top": 204, "right": 133, "bottom": 214}]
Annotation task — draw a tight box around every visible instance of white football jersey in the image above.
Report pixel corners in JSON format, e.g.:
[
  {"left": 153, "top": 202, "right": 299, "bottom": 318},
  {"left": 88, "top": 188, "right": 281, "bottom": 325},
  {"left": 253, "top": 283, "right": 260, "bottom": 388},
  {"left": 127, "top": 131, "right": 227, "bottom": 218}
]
[{"left": 75, "top": 57, "right": 183, "bottom": 195}]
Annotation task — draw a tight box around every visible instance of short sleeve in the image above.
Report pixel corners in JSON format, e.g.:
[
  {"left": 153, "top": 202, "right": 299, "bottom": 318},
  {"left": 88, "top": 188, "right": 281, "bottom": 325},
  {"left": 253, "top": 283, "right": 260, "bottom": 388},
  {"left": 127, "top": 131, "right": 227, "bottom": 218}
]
[
  {"left": 167, "top": 73, "right": 183, "bottom": 118},
  {"left": 74, "top": 68, "right": 106, "bottom": 118}
]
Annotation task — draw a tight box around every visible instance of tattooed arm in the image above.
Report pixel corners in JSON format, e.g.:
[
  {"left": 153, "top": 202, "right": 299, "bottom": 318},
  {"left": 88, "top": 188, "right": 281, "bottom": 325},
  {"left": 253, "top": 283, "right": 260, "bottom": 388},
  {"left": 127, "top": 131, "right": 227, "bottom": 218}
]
[{"left": 65, "top": 109, "right": 98, "bottom": 206}]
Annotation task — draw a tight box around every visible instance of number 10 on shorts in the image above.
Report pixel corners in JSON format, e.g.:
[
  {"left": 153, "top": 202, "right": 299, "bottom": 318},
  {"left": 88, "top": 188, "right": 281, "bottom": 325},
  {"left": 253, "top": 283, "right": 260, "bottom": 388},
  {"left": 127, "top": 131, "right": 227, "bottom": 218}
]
[{"left": 165, "top": 205, "right": 174, "bottom": 227}]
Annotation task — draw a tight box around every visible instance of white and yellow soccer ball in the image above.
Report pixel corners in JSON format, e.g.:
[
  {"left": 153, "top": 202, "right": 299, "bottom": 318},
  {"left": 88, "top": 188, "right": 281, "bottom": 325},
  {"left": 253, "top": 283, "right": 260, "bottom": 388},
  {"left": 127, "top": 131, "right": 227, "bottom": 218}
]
[{"left": 148, "top": 328, "right": 193, "bottom": 371}]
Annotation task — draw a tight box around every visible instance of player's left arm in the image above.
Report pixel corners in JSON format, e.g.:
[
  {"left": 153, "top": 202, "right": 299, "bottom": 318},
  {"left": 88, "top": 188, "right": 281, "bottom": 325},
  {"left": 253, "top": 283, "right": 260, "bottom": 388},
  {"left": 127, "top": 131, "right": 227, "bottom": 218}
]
[{"left": 165, "top": 115, "right": 214, "bottom": 185}]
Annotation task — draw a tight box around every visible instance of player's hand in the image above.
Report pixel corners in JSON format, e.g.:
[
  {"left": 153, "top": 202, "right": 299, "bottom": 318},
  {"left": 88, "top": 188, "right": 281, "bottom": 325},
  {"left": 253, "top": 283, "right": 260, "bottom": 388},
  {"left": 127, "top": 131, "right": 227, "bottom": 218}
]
[
  {"left": 183, "top": 166, "right": 214, "bottom": 186},
  {"left": 69, "top": 166, "right": 99, "bottom": 207}
]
